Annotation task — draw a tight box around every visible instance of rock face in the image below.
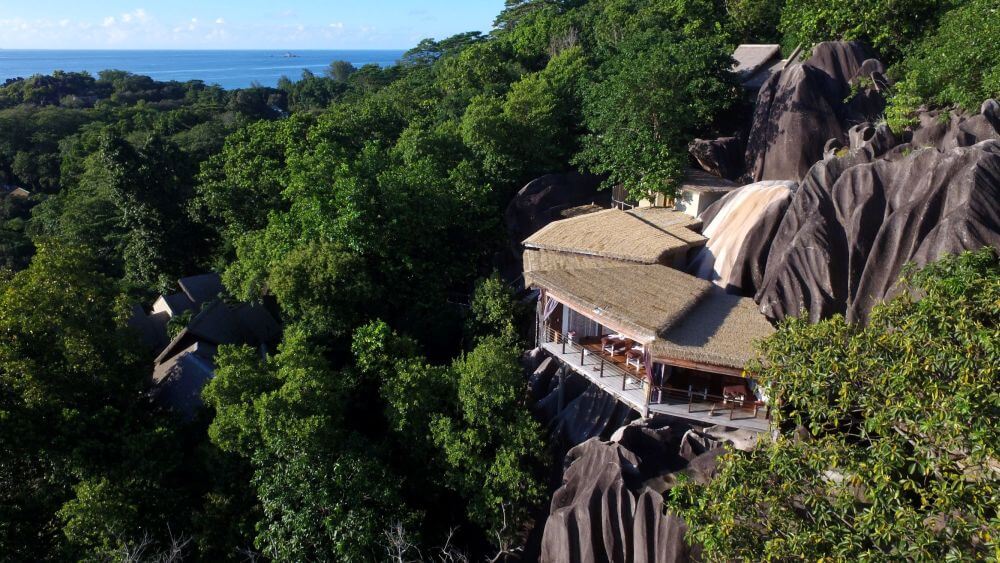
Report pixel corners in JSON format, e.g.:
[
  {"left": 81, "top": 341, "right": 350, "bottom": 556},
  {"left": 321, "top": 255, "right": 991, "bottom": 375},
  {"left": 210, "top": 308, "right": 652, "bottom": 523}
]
[
  {"left": 688, "top": 137, "right": 744, "bottom": 181},
  {"left": 534, "top": 373, "right": 761, "bottom": 563},
  {"left": 503, "top": 172, "right": 606, "bottom": 275},
  {"left": 695, "top": 100, "right": 1000, "bottom": 324},
  {"left": 756, "top": 113, "right": 1000, "bottom": 323},
  {"left": 540, "top": 420, "right": 710, "bottom": 563},
  {"left": 744, "top": 41, "right": 887, "bottom": 183},
  {"left": 689, "top": 180, "right": 796, "bottom": 295},
  {"left": 536, "top": 371, "right": 638, "bottom": 454}
]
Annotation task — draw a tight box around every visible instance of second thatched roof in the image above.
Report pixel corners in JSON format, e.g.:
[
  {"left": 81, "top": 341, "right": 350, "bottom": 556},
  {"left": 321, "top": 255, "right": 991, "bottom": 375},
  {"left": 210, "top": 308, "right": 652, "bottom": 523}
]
[
  {"left": 523, "top": 208, "right": 705, "bottom": 264},
  {"left": 527, "top": 264, "right": 714, "bottom": 341},
  {"left": 648, "top": 291, "right": 775, "bottom": 370},
  {"left": 528, "top": 263, "right": 774, "bottom": 370}
]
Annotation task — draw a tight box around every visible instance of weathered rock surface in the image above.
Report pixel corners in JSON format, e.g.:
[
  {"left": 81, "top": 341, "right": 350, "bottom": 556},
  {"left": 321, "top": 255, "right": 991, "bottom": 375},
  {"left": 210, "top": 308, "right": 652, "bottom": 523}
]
[
  {"left": 688, "top": 136, "right": 744, "bottom": 181},
  {"left": 757, "top": 134, "right": 1000, "bottom": 324},
  {"left": 689, "top": 180, "right": 796, "bottom": 295},
  {"left": 695, "top": 100, "right": 1000, "bottom": 323},
  {"left": 744, "top": 41, "right": 887, "bottom": 183},
  {"left": 540, "top": 419, "right": 703, "bottom": 563},
  {"left": 537, "top": 371, "right": 637, "bottom": 454},
  {"left": 534, "top": 372, "right": 758, "bottom": 563}
]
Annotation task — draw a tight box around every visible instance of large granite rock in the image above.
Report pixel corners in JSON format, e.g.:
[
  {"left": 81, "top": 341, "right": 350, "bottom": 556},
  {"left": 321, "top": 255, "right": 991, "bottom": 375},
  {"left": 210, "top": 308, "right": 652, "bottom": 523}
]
[
  {"left": 690, "top": 180, "right": 797, "bottom": 296},
  {"left": 536, "top": 404, "right": 760, "bottom": 563},
  {"left": 755, "top": 105, "right": 1000, "bottom": 323},
  {"left": 537, "top": 372, "right": 638, "bottom": 454},
  {"left": 744, "top": 41, "right": 887, "bottom": 183},
  {"left": 695, "top": 100, "right": 1000, "bottom": 324},
  {"left": 540, "top": 420, "right": 699, "bottom": 563}
]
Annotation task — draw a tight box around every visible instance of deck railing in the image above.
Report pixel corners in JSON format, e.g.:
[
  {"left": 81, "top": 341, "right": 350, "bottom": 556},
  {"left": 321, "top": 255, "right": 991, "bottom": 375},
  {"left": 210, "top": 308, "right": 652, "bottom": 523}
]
[
  {"left": 543, "top": 326, "right": 768, "bottom": 422},
  {"left": 651, "top": 385, "right": 768, "bottom": 421},
  {"left": 542, "top": 327, "right": 649, "bottom": 393}
]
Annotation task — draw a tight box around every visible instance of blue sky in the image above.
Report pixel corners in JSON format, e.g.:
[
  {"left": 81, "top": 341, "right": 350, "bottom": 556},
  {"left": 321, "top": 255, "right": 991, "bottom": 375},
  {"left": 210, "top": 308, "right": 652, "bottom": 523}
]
[{"left": 0, "top": 1, "right": 505, "bottom": 49}]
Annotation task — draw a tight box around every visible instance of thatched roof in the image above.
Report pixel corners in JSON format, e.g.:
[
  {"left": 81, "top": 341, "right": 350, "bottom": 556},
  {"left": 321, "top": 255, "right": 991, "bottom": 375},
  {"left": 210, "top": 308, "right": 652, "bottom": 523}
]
[
  {"left": 679, "top": 169, "right": 741, "bottom": 194},
  {"left": 523, "top": 208, "right": 705, "bottom": 264},
  {"left": 649, "top": 291, "right": 775, "bottom": 370},
  {"left": 528, "top": 264, "right": 774, "bottom": 370},
  {"left": 527, "top": 265, "right": 713, "bottom": 341},
  {"left": 733, "top": 44, "right": 781, "bottom": 76},
  {"left": 733, "top": 44, "right": 784, "bottom": 89},
  {"left": 524, "top": 249, "right": 628, "bottom": 273}
]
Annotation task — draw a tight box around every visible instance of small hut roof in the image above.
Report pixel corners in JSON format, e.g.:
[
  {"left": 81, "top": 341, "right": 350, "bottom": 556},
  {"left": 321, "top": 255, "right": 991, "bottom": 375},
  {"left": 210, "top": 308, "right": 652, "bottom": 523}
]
[
  {"left": 526, "top": 265, "right": 713, "bottom": 341},
  {"left": 523, "top": 208, "right": 705, "bottom": 264},
  {"left": 679, "top": 169, "right": 741, "bottom": 194},
  {"left": 649, "top": 291, "right": 775, "bottom": 370},
  {"left": 732, "top": 44, "right": 781, "bottom": 77},
  {"left": 178, "top": 273, "right": 224, "bottom": 305}
]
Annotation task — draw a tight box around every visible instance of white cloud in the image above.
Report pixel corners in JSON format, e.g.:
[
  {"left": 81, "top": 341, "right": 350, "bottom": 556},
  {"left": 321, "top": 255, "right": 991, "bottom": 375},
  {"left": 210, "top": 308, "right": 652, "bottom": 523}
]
[{"left": 0, "top": 9, "right": 403, "bottom": 49}]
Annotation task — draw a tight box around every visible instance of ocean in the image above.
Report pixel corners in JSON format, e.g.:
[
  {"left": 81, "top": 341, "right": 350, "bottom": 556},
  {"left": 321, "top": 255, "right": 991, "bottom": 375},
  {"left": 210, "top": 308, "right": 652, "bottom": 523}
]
[{"left": 0, "top": 50, "right": 407, "bottom": 90}]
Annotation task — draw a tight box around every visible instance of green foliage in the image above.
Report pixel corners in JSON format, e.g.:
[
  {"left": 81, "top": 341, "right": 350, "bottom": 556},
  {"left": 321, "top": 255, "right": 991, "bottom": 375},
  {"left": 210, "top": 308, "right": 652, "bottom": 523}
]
[
  {"left": 576, "top": 32, "right": 737, "bottom": 199},
  {"left": 724, "top": 0, "right": 785, "bottom": 43},
  {"left": 467, "top": 272, "right": 528, "bottom": 345},
  {"left": 461, "top": 46, "right": 586, "bottom": 186},
  {"left": 354, "top": 321, "right": 455, "bottom": 449},
  {"left": 778, "top": 0, "right": 955, "bottom": 64},
  {"left": 0, "top": 243, "right": 181, "bottom": 559},
  {"left": 327, "top": 60, "right": 358, "bottom": 82},
  {"left": 204, "top": 328, "right": 417, "bottom": 560},
  {"left": 267, "top": 240, "right": 374, "bottom": 338},
  {"left": 431, "top": 337, "right": 546, "bottom": 538},
  {"left": 166, "top": 308, "right": 194, "bottom": 340},
  {"left": 194, "top": 118, "right": 301, "bottom": 240},
  {"left": 669, "top": 249, "right": 1000, "bottom": 560},
  {"left": 0, "top": 194, "right": 34, "bottom": 270},
  {"left": 887, "top": 0, "right": 1000, "bottom": 127}
]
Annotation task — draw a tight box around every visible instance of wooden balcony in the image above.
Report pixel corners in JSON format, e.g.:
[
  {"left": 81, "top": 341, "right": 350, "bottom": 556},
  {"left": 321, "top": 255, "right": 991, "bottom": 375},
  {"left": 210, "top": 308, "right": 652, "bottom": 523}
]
[{"left": 541, "top": 327, "right": 770, "bottom": 433}]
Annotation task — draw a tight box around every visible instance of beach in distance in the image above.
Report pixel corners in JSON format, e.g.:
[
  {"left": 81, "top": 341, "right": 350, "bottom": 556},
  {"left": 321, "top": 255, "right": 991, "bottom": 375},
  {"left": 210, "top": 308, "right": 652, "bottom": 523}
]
[{"left": 0, "top": 49, "right": 406, "bottom": 89}]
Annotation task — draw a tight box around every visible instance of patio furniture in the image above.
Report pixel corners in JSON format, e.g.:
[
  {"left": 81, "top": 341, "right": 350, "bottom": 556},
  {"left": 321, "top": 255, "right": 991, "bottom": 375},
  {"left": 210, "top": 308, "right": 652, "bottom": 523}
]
[
  {"left": 722, "top": 384, "right": 752, "bottom": 406},
  {"left": 603, "top": 336, "right": 635, "bottom": 357},
  {"left": 625, "top": 347, "right": 643, "bottom": 372}
]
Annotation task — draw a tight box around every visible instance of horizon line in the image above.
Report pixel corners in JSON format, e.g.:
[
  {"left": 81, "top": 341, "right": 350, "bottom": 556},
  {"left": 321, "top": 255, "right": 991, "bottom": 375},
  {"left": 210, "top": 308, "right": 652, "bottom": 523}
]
[{"left": 0, "top": 47, "right": 412, "bottom": 52}]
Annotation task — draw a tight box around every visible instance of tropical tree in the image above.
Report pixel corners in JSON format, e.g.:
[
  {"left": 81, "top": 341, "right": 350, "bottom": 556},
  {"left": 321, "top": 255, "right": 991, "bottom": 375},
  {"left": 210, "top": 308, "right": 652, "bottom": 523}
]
[
  {"left": 669, "top": 249, "right": 1000, "bottom": 560},
  {"left": 0, "top": 243, "right": 179, "bottom": 559},
  {"left": 431, "top": 337, "right": 546, "bottom": 540},
  {"left": 576, "top": 32, "right": 737, "bottom": 200},
  {"left": 203, "top": 328, "right": 417, "bottom": 560}
]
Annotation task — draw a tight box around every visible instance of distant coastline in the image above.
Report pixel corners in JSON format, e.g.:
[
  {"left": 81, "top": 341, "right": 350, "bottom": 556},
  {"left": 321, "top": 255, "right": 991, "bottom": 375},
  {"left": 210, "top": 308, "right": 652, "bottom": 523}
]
[{"left": 0, "top": 49, "right": 406, "bottom": 90}]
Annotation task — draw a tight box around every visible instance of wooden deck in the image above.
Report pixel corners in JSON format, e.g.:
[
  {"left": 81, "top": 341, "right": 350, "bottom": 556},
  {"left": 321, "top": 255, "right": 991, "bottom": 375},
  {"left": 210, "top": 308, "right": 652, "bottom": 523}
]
[{"left": 541, "top": 338, "right": 770, "bottom": 433}]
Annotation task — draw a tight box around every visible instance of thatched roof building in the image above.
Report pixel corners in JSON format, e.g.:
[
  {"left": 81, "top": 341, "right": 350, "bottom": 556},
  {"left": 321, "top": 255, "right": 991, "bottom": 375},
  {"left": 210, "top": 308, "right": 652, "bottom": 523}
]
[{"left": 527, "top": 264, "right": 773, "bottom": 373}]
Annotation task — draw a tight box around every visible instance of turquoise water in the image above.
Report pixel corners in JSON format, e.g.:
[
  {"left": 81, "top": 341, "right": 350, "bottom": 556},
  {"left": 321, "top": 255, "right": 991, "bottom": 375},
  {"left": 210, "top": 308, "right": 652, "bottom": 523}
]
[{"left": 0, "top": 50, "right": 406, "bottom": 90}]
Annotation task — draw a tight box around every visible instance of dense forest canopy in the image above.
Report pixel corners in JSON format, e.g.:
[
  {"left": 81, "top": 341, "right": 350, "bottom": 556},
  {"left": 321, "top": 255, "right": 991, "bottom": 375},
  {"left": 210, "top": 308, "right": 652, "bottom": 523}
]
[{"left": 1, "top": 0, "right": 998, "bottom": 560}]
